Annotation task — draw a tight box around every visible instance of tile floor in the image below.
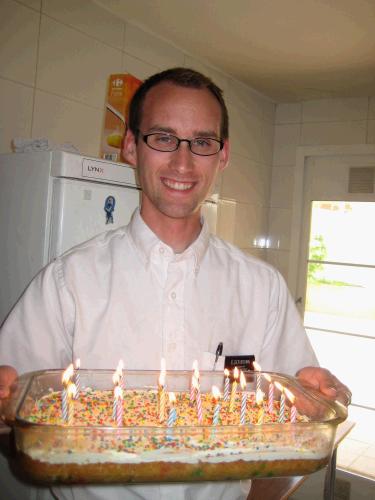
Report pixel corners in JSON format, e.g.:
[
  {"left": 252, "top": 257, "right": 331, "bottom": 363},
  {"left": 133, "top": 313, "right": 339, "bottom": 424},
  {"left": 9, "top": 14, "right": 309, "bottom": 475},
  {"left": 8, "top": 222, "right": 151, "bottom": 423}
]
[
  {"left": 337, "top": 437, "right": 375, "bottom": 480},
  {"left": 336, "top": 416, "right": 375, "bottom": 480}
]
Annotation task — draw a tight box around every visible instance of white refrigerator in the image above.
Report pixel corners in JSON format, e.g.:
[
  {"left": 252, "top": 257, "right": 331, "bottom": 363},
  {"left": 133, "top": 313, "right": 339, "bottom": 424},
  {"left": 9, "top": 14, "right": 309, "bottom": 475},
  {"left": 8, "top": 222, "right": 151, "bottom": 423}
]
[
  {"left": 0, "top": 151, "right": 218, "bottom": 326},
  {"left": 0, "top": 151, "right": 141, "bottom": 326}
]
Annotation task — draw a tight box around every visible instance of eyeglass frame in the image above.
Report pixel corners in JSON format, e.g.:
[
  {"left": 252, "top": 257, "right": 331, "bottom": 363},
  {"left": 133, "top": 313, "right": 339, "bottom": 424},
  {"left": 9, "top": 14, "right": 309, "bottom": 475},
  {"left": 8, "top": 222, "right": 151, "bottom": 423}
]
[{"left": 137, "top": 130, "right": 224, "bottom": 157}]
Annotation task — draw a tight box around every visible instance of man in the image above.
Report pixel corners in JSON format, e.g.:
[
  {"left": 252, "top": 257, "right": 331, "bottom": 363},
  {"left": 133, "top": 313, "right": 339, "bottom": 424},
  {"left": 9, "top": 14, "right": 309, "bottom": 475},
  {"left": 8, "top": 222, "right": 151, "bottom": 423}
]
[{"left": 0, "top": 68, "right": 350, "bottom": 499}]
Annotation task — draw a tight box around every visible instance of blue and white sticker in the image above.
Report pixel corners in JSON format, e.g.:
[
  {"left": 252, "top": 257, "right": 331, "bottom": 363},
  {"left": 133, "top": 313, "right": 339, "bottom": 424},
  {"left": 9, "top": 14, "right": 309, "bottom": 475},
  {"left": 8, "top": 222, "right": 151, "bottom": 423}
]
[{"left": 104, "top": 195, "right": 116, "bottom": 224}]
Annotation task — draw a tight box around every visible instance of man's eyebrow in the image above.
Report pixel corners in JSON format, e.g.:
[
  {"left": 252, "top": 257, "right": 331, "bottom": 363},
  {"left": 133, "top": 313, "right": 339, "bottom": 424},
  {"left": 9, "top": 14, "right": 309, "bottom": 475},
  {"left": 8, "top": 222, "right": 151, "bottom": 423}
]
[{"left": 146, "top": 125, "right": 220, "bottom": 138}]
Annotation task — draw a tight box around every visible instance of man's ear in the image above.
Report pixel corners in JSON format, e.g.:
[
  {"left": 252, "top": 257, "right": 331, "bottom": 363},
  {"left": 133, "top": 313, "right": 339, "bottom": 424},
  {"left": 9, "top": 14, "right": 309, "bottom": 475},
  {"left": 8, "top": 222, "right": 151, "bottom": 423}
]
[
  {"left": 218, "top": 139, "right": 230, "bottom": 172},
  {"left": 122, "top": 129, "right": 137, "bottom": 166}
]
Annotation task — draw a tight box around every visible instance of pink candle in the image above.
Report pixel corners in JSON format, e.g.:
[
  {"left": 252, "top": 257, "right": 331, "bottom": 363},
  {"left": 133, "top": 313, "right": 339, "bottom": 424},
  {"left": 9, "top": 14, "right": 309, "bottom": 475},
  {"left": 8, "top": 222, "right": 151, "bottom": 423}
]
[
  {"left": 114, "top": 386, "right": 123, "bottom": 427},
  {"left": 290, "top": 405, "right": 297, "bottom": 423},
  {"left": 193, "top": 376, "right": 203, "bottom": 424},
  {"left": 285, "top": 387, "right": 297, "bottom": 423},
  {"left": 223, "top": 368, "right": 230, "bottom": 401},
  {"left": 263, "top": 373, "right": 274, "bottom": 413}
]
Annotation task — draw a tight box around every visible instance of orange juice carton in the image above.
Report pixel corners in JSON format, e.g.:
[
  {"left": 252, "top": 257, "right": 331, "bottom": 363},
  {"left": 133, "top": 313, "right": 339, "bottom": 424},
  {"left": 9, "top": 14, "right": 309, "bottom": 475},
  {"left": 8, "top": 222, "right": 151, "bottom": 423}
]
[{"left": 100, "top": 73, "right": 142, "bottom": 163}]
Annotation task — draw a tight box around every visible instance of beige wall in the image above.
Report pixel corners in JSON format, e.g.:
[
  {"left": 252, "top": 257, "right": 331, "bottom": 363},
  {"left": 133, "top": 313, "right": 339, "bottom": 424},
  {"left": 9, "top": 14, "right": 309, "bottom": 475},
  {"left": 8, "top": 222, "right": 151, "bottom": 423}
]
[
  {"left": 268, "top": 97, "right": 375, "bottom": 282},
  {"left": 0, "top": 0, "right": 275, "bottom": 258}
]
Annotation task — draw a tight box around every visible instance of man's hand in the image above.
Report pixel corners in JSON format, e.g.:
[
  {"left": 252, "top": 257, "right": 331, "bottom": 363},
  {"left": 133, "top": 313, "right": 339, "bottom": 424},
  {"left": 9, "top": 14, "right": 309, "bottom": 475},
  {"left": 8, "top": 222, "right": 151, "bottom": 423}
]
[
  {"left": 0, "top": 365, "right": 18, "bottom": 407},
  {"left": 296, "top": 366, "right": 351, "bottom": 406}
]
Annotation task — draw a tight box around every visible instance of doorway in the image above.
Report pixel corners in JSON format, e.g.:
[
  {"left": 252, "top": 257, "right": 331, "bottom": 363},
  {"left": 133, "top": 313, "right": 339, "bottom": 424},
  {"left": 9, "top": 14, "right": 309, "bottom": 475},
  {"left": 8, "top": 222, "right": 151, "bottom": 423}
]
[{"left": 294, "top": 148, "right": 375, "bottom": 479}]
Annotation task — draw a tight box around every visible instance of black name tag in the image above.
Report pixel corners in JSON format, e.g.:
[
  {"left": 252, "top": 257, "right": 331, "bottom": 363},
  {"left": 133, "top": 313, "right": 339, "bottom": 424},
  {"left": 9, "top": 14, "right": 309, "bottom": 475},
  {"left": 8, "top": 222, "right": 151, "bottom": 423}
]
[{"left": 224, "top": 355, "right": 255, "bottom": 372}]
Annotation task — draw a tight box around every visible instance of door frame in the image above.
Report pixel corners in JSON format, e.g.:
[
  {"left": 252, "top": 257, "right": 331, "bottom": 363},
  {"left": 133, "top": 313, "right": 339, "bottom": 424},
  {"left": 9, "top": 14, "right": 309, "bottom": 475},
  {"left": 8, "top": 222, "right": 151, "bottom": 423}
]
[{"left": 288, "top": 144, "right": 375, "bottom": 299}]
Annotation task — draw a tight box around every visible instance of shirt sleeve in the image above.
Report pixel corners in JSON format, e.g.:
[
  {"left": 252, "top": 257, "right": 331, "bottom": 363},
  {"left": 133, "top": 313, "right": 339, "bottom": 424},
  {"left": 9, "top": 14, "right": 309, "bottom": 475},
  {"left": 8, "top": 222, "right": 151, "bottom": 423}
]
[
  {"left": 259, "top": 269, "right": 319, "bottom": 375},
  {"left": 0, "top": 259, "right": 74, "bottom": 374}
]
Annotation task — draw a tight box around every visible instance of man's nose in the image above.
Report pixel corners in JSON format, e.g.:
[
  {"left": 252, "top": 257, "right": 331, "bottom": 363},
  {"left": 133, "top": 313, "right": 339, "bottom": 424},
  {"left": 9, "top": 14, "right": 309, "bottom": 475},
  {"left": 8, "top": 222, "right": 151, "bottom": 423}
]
[{"left": 170, "top": 141, "right": 195, "bottom": 171}]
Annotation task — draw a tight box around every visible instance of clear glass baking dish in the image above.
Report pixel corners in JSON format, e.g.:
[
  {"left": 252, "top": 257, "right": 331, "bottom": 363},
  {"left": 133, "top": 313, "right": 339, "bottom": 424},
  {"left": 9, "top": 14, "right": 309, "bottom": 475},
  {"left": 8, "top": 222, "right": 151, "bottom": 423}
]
[{"left": 3, "top": 369, "right": 347, "bottom": 484}]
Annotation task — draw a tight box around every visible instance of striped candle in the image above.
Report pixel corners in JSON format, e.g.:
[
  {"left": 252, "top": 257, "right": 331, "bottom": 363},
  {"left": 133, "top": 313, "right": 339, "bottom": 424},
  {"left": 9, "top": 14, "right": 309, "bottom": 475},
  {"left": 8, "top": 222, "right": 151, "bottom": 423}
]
[
  {"left": 167, "top": 392, "right": 177, "bottom": 427},
  {"left": 114, "top": 386, "right": 123, "bottom": 427},
  {"left": 67, "top": 383, "right": 77, "bottom": 426},
  {"left": 193, "top": 376, "right": 203, "bottom": 424},
  {"left": 275, "top": 382, "right": 285, "bottom": 423},
  {"left": 61, "top": 386, "right": 68, "bottom": 422},
  {"left": 223, "top": 368, "right": 230, "bottom": 402},
  {"left": 158, "top": 361, "right": 166, "bottom": 423},
  {"left": 240, "top": 371, "right": 247, "bottom": 425},
  {"left": 284, "top": 387, "right": 297, "bottom": 423},
  {"left": 74, "top": 358, "right": 81, "bottom": 399},
  {"left": 61, "top": 364, "right": 74, "bottom": 422},
  {"left": 263, "top": 373, "right": 274, "bottom": 414}
]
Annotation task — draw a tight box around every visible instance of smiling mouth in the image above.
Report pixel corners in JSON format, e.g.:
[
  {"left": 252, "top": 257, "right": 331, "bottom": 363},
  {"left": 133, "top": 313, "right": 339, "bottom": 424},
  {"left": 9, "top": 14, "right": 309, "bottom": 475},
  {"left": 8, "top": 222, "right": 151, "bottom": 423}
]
[{"left": 161, "top": 178, "right": 195, "bottom": 191}]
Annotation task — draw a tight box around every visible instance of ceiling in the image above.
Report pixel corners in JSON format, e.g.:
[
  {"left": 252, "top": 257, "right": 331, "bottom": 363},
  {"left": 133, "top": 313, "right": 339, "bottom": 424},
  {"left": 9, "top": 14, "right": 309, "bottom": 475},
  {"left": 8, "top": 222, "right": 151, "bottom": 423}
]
[{"left": 97, "top": 0, "right": 375, "bottom": 102}]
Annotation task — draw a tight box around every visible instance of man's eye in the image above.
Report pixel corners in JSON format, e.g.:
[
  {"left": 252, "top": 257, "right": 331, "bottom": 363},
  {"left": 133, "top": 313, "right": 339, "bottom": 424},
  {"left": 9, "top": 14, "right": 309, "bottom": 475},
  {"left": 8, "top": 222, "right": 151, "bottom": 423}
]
[
  {"left": 193, "top": 138, "right": 212, "bottom": 148},
  {"left": 155, "top": 134, "right": 174, "bottom": 144}
]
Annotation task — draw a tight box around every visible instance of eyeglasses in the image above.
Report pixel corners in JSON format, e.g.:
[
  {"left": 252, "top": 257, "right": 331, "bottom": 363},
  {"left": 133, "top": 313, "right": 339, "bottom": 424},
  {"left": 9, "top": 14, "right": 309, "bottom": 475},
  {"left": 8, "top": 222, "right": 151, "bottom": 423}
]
[{"left": 138, "top": 131, "right": 224, "bottom": 156}]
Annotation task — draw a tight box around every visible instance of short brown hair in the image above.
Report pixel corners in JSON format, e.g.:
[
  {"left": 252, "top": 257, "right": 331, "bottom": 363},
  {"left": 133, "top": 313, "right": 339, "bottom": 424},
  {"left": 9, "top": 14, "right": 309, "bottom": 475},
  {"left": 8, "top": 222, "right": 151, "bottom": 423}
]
[{"left": 128, "top": 67, "right": 229, "bottom": 140}]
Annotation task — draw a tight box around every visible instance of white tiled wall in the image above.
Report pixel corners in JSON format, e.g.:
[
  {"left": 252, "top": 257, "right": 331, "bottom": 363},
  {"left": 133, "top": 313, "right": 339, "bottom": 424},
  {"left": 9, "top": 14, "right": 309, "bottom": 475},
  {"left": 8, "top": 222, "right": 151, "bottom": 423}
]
[
  {"left": 268, "top": 96, "right": 374, "bottom": 282},
  {"left": 0, "top": 0, "right": 275, "bottom": 257}
]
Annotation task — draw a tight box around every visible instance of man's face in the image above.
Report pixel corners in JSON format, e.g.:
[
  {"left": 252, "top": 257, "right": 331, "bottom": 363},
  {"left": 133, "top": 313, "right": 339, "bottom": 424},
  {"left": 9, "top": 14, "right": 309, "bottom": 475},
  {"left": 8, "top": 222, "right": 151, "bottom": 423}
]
[{"left": 123, "top": 82, "right": 229, "bottom": 224}]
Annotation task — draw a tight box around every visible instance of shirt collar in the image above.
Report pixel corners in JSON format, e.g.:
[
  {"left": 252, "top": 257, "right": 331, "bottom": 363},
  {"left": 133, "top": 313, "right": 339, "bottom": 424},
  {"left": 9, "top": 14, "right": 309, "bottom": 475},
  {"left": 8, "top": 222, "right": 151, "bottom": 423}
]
[{"left": 128, "top": 208, "right": 210, "bottom": 274}]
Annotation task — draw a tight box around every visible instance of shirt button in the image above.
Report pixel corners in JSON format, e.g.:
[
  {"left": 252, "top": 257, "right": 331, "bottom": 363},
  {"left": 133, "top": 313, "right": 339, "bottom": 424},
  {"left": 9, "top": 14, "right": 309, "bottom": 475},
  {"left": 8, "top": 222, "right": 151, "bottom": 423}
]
[
  {"left": 170, "top": 291, "right": 176, "bottom": 300},
  {"left": 159, "top": 247, "right": 165, "bottom": 254}
]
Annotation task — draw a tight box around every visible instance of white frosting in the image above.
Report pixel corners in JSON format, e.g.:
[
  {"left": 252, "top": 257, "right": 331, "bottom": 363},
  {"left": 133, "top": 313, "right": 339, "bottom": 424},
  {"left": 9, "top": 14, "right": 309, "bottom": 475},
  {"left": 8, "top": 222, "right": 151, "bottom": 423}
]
[{"left": 25, "top": 444, "right": 326, "bottom": 465}]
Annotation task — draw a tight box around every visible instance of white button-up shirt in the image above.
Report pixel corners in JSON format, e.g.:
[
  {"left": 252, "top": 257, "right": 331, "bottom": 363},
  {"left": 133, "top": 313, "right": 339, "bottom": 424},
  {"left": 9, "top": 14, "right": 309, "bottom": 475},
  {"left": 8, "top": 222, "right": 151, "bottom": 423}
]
[{"left": 0, "top": 209, "right": 318, "bottom": 500}]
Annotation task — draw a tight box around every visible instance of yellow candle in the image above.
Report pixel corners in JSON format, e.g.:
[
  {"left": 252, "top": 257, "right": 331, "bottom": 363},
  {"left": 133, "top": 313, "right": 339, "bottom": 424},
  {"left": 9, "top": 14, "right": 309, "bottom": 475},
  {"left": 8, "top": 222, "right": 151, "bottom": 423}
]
[{"left": 158, "top": 358, "right": 166, "bottom": 422}]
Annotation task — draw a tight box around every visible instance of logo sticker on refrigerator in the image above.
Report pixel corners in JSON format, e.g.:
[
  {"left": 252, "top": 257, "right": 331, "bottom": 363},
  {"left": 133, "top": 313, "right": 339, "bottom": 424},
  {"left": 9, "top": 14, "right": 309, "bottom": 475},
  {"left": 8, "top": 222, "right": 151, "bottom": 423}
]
[{"left": 104, "top": 195, "right": 116, "bottom": 224}]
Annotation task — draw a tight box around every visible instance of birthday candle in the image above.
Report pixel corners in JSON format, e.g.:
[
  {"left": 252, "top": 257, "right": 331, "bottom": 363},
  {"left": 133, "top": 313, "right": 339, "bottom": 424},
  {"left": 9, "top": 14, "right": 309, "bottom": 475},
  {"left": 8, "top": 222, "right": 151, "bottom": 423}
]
[
  {"left": 167, "top": 392, "right": 177, "bottom": 427},
  {"left": 67, "top": 383, "right": 77, "bottom": 426},
  {"left": 275, "top": 382, "right": 285, "bottom": 423},
  {"left": 74, "top": 358, "right": 81, "bottom": 399},
  {"left": 114, "top": 385, "right": 123, "bottom": 427},
  {"left": 229, "top": 366, "right": 239, "bottom": 412},
  {"left": 212, "top": 386, "right": 221, "bottom": 426},
  {"left": 193, "top": 376, "right": 203, "bottom": 424},
  {"left": 223, "top": 368, "right": 230, "bottom": 402},
  {"left": 158, "top": 359, "right": 166, "bottom": 423},
  {"left": 61, "top": 365, "right": 73, "bottom": 422},
  {"left": 112, "top": 389, "right": 118, "bottom": 420},
  {"left": 61, "top": 386, "right": 68, "bottom": 422},
  {"left": 190, "top": 360, "right": 198, "bottom": 403},
  {"left": 239, "top": 371, "right": 247, "bottom": 425},
  {"left": 284, "top": 387, "right": 297, "bottom": 423},
  {"left": 263, "top": 373, "right": 274, "bottom": 413},
  {"left": 253, "top": 361, "right": 262, "bottom": 393}
]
